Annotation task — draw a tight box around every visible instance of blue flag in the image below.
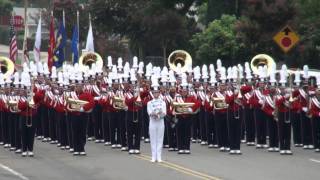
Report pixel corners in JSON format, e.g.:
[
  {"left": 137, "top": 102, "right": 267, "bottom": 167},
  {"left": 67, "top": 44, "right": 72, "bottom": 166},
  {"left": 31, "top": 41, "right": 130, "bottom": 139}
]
[
  {"left": 53, "top": 22, "right": 67, "bottom": 68},
  {"left": 71, "top": 25, "right": 79, "bottom": 64}
]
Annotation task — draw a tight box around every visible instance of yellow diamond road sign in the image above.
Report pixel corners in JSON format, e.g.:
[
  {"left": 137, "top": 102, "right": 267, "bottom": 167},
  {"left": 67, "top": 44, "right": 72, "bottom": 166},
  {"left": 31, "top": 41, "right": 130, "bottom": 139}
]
[{"left": 273, "top": 25, "right": 300, "bottom": 53}]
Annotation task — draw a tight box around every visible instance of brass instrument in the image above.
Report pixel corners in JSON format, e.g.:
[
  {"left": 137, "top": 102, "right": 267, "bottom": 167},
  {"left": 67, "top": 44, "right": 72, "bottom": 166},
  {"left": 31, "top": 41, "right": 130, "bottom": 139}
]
[
  {"left": 8, "top": 100, "right": 19, "bottom": 113},
  {"left": 67, "top": 98, "right": 89, "bottom": 112},
  {"left": 0, "top": 56, "right": 15, "bottom": 79},
  {"left": 250, "top": 54, "right": 276, "bottom": 76},
  {"left": 112, "top": 96, "right": 127, "bottom": 110},
  {"left": 172, "top": 102, "right": 195, "bottom": 115},
  {"left": 79, "top": 51, "right": 103, "bottom": 72},
  {"left": 212, "top": 97, "right": 229, "bottom": 110},
  {"left": 168, "top": 50, "right": 192, "bottom": 73}
]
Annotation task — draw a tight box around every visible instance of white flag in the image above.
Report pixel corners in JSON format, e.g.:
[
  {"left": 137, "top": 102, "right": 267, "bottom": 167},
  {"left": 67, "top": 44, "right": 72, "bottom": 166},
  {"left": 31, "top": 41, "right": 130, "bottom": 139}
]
[
  {"left": 85, "top": 19, "right": 94, "bottom": 52},
  {"left": 33, "top": 16, "right": 41, "bottom": 62}
]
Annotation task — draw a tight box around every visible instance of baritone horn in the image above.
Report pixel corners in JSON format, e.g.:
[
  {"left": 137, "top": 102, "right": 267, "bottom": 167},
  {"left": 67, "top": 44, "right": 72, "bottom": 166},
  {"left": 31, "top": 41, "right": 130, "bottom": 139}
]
[
  {"left": 172, "top": 102, "right": 195, "bottom": 115},
  {"left": 79, "top": 51, "right": 103, "bottom": 72},
  {"left": 168, "top": 50, "right": 192, "bottom": 73},
  {"left": 67, "top": 98, "right": 89, "bottom": 111},
  {"left": 250, "top": 54, "right": 276, "bottom": 76},
  {"left": 112, "top": 96, "right": 127, "bottom": 110},
  {"left": 212, "top": 97, "right": 229, "bottom": 110}
]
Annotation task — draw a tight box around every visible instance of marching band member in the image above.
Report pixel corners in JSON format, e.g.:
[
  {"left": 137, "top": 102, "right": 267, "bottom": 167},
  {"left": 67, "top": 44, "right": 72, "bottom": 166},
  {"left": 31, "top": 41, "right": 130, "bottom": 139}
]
[
  {"left": 147, "top": 75, "right": 166, "bottom": 162},
  {"left": 291, "top": 71, "right": 303, "bottom": 147},
  {"left": 205, "top": 67, "right": 217, "bottom": 148},
  {"left": 226, "top": 66, "right": 242, "bottom": 155},
  {"left": 48, "top": 67, "right": 58, "bottom": 144},
  {"left": 241, "top": 62, "right": 255, "bottom": 145},
  {"left": 54, "top": 72, "right": 68, "bottom": 150},
  {"left": 42, "top": 63, "right": 52, "bottom": 143},
  {"left": 0, "top": 73, "right": 5, "bottom": 146},
  {"left": 310, "top": 75, "right": 320, "bottom": 152},
  {"left": 214, "top": 67, "right": 229, "bottom": 152},
  {"left": 174, "top": 72, "right": 201, "bottom": 154},
  {"left": 107, "top": 67, "right": 124, "bottom": 149},
  {"left": 18, "top": 71, "right": 41, "bottom": 157},
  {"left": 63, "top": 72, "right": 73, "bottom": 152},
  {"left": 166, "top": 70, "right": 178, "bottom": 151},
  {"left": 91, "top": 65, "right": 104, "bottom": 143},
  {"left": 300, "top": 65, "right": 314, "bottom": 149},
  {"left": 198, "top": 65, "right": 209, "bottom": 145},
  {"left": 262, "top": 69, "right": 279, "bottom": 152},
  {"left": 250, "top": 66, "right": 268, "bottom": 148},
  {"left": 9, "top": 72, "right": 21, "bottom": 152},
  {"left": 33, "top": 62, "right": 45, "bottom": 140},
  {"left": 125, "top": 68, "right": 143, "bottom": 154},
  {"left": 275, "top": 67, "right": 292, "bottom": 155},
  {"left": 142, "top": 63, "right": 152, "bottom": 143},
  {"left": 159, "top": 67, "right": 170, "bottom": 148},
  {"left": 67, "top": 72, "right": 95, "bottom": 156},
  {"left": 2, "top": 76, "right": 12, "bottom": 148}
]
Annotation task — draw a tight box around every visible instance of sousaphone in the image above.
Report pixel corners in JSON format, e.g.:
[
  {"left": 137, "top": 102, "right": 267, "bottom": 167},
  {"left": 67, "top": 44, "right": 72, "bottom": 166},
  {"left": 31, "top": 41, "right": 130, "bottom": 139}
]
[
  {"left": 250, "top": 54, "right": 276, "bottom": 76},
  {"left": 79, "top": 51, "right": 103, "bottom": 72},
  {"left": 0, "top": 56, "right": 15, "bottom": 79},
  {"left": 168, "top": 50, "right": 192, "bottom": 73}
]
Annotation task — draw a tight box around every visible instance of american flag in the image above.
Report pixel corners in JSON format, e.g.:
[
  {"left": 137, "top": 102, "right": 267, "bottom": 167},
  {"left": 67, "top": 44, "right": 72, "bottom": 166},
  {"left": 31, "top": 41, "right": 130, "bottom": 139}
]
[{"left": 9, "top": 14, "right": 18, "bottom": 62}]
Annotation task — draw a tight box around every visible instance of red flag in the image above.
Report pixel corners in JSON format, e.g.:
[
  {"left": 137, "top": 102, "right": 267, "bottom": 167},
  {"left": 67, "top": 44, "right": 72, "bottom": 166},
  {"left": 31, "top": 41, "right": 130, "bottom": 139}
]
[{"left": 48, "top": 14, "right": 55, "bottom": 71}]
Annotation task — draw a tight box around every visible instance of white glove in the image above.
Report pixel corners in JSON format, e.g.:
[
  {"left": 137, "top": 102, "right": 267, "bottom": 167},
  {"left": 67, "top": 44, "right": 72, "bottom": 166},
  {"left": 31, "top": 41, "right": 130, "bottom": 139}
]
[
  {"left": 80, "top": 107, "right": 84, "bottom": 112},
  {"left": 258, "top": 100, "right": 264, "bottom": 105},
  {"left": 302, "top": 107, "right": 307, "bottom": 112},
  {"left": 188, "top": 107, "right": 193, "bottom": 113},
  {"left": 94, "top": 97, "right": 101, "bottom": 101}
]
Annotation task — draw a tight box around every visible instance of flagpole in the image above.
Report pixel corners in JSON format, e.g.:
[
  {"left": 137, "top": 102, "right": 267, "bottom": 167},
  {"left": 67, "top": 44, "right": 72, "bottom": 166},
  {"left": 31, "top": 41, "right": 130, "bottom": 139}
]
[
  {"left": 62, "top": 9, "right": 66, "bottom": 63},
  {"left": 39, "top": 13, "right": 41, "bottom": 62},
  {"left": 77, "top": 10, "right": 79, "bottom": 56},
  {"left": 23, "top": 0, "right": 29, "bottom": 63}
]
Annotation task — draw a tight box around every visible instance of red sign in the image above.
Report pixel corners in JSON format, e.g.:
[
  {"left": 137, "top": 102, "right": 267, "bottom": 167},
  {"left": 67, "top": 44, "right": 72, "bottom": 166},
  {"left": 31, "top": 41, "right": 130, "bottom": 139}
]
[
  {"left": 13, "top": 16, "right": 24, "bottom": 28},
  {"left": 0, "top": 15, "right": 24, "bottom": 28}
]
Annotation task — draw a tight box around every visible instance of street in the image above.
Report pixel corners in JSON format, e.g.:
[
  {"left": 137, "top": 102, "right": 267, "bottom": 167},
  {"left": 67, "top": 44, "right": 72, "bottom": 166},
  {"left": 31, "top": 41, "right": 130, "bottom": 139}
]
[{"left": 0, "top": 139, "right": 319, "bottom": 180}]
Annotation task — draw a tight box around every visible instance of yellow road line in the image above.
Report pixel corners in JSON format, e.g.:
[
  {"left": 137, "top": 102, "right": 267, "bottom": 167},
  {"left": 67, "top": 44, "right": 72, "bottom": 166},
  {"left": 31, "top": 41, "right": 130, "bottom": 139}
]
[
  {"left": 139, "top": 154, "right": 221, "bottom": 180},
  {"left": 134, "top": 154, "right": 222, "bottom": 180},
  {"left": 135, "top": 155, "right": 210, "bottom": 180}
]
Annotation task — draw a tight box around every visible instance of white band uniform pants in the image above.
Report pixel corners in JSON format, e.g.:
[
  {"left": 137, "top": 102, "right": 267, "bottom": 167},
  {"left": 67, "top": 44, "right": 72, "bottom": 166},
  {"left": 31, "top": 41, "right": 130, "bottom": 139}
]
[{"left": 149, "top": 118, "right": 164, "bottom": 161}]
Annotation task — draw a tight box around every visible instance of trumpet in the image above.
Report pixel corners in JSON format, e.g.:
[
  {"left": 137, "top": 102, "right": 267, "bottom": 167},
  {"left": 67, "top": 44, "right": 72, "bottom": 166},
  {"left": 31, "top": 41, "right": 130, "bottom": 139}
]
[
  {"left": 112, "top": 96, "right": 127, "bottom": 110},
  {"left": 67, "top": 98, "right": 89, "bottom": 112},
  {"left": 172, "top": 102, "right": 195, "bottom": 115}
]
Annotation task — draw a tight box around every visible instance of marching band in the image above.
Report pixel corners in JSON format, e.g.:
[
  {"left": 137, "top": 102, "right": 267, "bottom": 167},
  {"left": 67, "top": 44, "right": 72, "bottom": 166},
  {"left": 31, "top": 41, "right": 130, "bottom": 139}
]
[{"left": 0, "top": 51, "right": 320, "bottom": 159}]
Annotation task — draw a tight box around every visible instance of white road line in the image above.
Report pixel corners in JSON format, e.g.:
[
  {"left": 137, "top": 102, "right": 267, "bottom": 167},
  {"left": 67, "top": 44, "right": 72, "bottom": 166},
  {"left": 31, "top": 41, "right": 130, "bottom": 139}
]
[
  {"left": 0, "top": 163, "right": 29, "bottom": 180},
  {"left": 310, "top": 159, "right": 320, "bottom": 164}
]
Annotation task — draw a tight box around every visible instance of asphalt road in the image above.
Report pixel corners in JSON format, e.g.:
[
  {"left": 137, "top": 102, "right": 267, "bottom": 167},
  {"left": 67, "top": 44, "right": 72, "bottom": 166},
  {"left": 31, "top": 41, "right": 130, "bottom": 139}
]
[{"left": 0, "top": 139, "right": 319, "bottom": 180}]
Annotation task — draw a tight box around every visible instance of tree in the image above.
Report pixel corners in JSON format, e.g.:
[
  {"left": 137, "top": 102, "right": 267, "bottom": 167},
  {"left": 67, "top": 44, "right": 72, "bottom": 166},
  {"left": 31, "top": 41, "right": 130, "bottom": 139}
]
[
  {"left": 89, "top": 0, "right": 201, "bottom": 63},
  {"left": 0, "top": 0, "right": 12, "bottom": 16},
  {"left": 191, "top": 14, "right": 244, "bottom": 66},
  {"left": 295, "top": 0, "right": 320, "bottom": 68},
  {"left": 235, "top": 0, "right": 297, "bottom": 66}
]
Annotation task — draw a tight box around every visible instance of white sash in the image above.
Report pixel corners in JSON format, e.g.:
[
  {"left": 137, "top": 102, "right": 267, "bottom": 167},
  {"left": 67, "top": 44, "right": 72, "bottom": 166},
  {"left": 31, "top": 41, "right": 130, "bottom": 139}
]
[
  {"left": 216, "top": 92, "right": 224, "bottom": 99},
  {"left": 265, "top": 96, "right": 275, "bottom": 109},
  {"left": 255, "top": 90, "right": 263, "bottom": 100},
  {"left": 198, "top": 91, "right": 206, "bottom": 101},
  {"left": 149, "top": 92, "right": 154, "bottom": 99},
  {"left": 71, "top": 92, "right": 79, "bottom": 100},
  {"left": 92, "top": 85, "right": 100, "bottom": 96},
  {"left": 299, "top": 89, "right": 307, "bottom": 99},
  {"left": 312, "top": 97, "right": 320, "bottom": 109},
  {"left": 175, "top": 94, "right": 184, "bottom": 103}
]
